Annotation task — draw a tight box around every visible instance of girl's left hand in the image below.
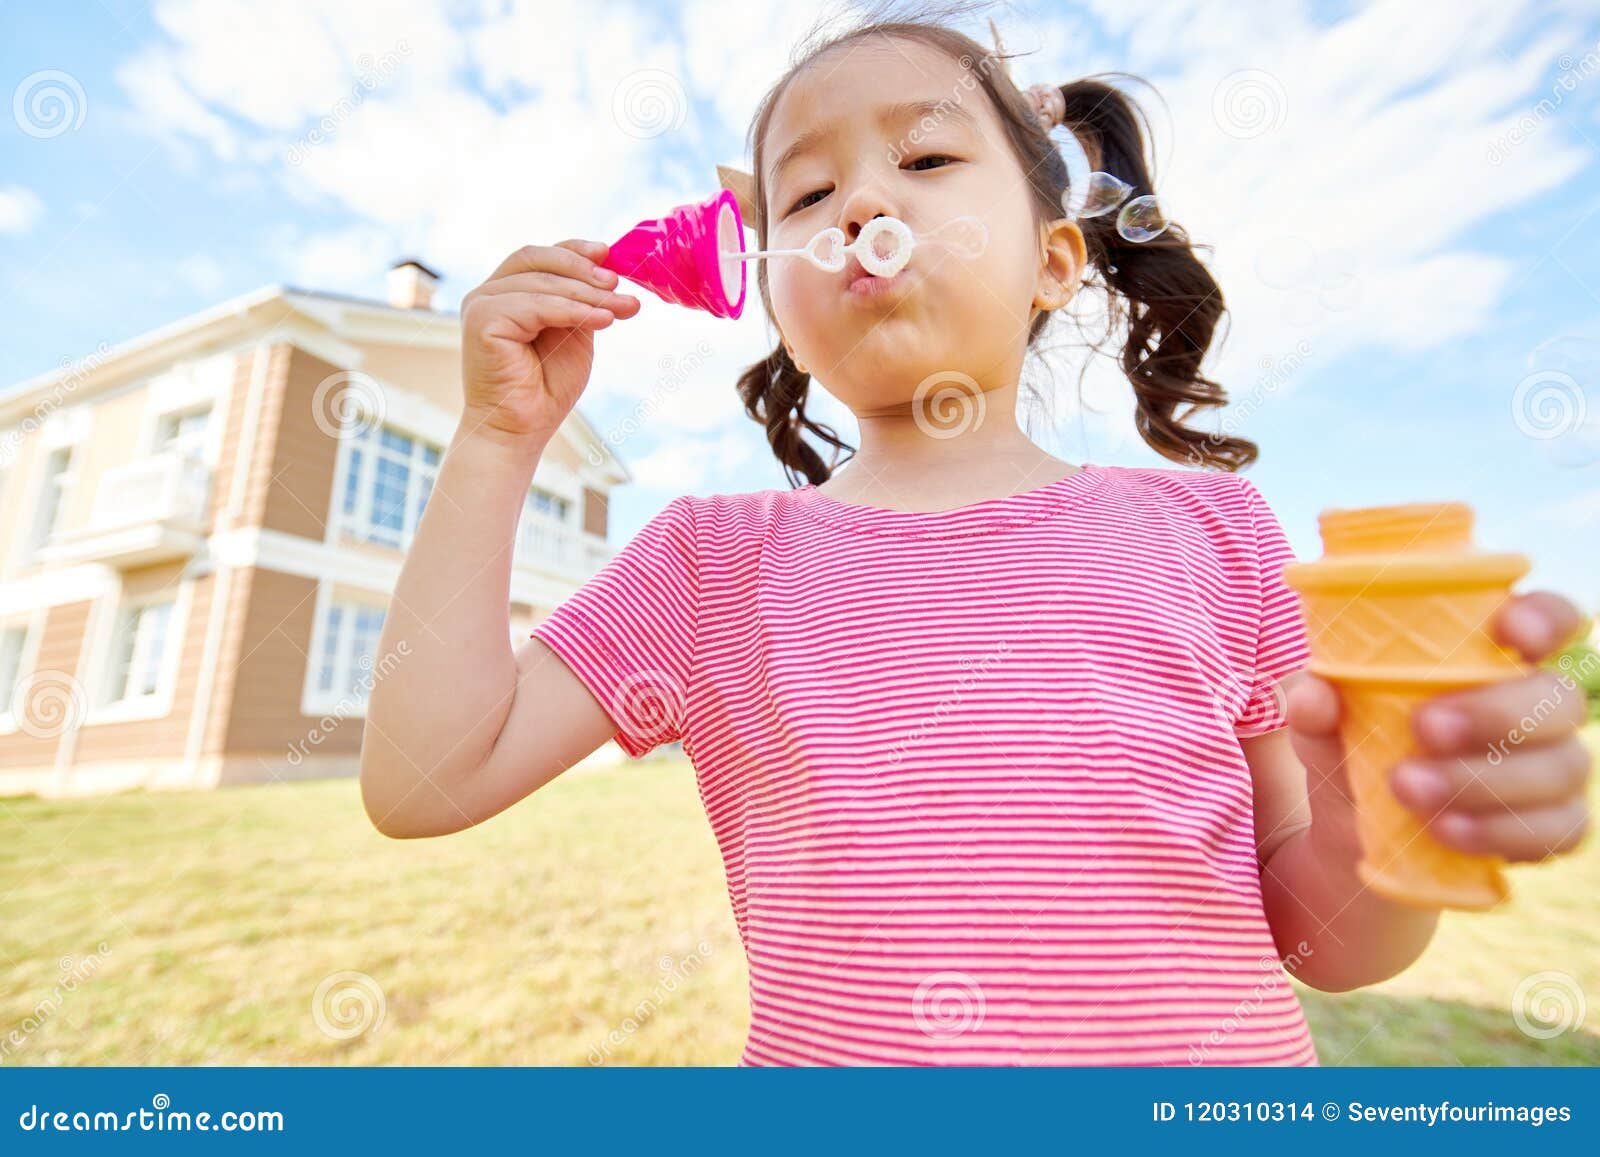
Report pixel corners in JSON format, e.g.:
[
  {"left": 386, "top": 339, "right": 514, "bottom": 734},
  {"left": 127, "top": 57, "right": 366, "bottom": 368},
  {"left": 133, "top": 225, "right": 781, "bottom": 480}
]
[
  {"left": 1388, "top": 590, "right": 1593, "bottom": 860},
  {"left": 1292, "top": 591, "right": 1594, "bottom": 862}
]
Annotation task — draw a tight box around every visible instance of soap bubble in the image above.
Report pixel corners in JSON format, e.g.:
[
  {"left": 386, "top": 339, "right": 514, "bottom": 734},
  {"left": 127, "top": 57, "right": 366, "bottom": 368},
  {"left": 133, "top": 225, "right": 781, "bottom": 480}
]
[
  {"left": 1117, "top": 195, "right": 1169, "bottom": 243},
  {"left": 1060, "top": 171, "right": 1169, "bottom": 243},
  {"left": 1063, "top": 170, "right": 1134, "bottom": 220}
]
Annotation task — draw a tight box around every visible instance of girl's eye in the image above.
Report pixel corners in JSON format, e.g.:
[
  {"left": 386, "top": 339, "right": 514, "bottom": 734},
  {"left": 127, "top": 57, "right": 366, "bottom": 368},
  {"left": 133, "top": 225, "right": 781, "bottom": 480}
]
[
  {"left": 788, "top": 188, "right": 830, "bottom": 215},
  {"left": 784, "top": 156, "right": 958, "bottom": 216}
]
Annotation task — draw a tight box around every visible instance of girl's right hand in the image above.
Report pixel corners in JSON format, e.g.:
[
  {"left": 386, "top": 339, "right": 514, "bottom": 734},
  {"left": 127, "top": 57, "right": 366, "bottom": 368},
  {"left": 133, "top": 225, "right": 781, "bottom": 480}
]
[{"left": 459, "top": 239, "right": 641, "bottom": 443}]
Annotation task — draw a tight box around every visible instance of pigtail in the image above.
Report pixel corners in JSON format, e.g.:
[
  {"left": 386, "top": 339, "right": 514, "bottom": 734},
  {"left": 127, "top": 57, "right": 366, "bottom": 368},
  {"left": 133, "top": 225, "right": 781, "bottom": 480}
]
[
  {"left": 735, "top": 343, "right": 854, "bottom": 488},
  {"left": 732, "top": 14, "right": 1261, "bottom": 481},
  {"left": 1056, "top": 76, "right": 1257, "bottom": 472}
]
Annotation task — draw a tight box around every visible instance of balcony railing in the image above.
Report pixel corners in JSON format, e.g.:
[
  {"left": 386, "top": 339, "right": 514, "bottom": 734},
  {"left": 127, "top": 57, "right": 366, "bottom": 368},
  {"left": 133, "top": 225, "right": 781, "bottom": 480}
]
[
  {"left": 513, "top": 516, "right": 615, "bottom": 579},
  {"left": 38, "top": 452, "right": 212, "bottom": 568}
]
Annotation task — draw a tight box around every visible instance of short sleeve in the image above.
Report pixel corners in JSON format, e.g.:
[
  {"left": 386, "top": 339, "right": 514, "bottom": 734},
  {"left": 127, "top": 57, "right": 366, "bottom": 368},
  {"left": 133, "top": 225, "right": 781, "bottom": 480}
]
[
  {"left": 529, "top": 495, "right": 699, "bottom": 759},
  {"left": 1231, "top": 478, "right": 1311, "bottom": 737}
]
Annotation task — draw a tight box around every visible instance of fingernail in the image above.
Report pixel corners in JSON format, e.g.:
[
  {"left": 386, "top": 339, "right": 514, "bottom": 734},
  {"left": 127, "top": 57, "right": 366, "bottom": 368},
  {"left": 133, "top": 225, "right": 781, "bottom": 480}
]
[
  {"left": 1391, "top": 761, "right": 1447, "bottom": 808},
  {"left": 1506, "top": 601, "right": 1550, "bottom": 651},
  {"left": 1433, "top": 811, "right": 1477, "bottom": 850},
  {"left": 1421, "top": 705, "right": 1469, "bottom": 751}
]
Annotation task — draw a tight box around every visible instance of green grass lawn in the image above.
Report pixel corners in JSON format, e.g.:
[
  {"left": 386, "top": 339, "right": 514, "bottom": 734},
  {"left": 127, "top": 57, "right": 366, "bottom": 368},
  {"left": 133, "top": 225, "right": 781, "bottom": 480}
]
[{"left": 2, "top": 728, "right": 1596, "bottom": 1066}]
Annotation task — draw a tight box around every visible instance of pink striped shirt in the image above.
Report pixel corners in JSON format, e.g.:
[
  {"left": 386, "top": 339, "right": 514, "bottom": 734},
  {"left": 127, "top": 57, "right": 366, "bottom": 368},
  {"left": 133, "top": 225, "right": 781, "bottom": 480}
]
[{"left": 531, "top": 462, "right": 1318, "bottom": 1066}]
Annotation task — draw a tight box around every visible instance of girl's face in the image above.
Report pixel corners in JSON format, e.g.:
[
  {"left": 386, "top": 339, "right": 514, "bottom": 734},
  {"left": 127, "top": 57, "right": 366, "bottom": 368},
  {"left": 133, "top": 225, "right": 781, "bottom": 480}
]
[{"left": 761, "top": 37, "right": 1079, "bottom": 409}]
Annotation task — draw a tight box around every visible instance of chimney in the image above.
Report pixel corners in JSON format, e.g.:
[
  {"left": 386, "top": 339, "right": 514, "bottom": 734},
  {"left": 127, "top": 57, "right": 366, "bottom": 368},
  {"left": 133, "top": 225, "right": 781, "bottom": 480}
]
[{"left": 387, "top": 257, "right": 440, "bottom": 310}]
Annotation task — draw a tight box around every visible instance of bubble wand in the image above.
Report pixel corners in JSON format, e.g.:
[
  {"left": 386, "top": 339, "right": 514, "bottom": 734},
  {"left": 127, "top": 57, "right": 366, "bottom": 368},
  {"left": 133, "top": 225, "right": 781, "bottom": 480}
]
[
  {"left": 600, "top": 191, "right": 990, "bottom": 319},
  {"left": 730, "top": 215, "right": 989, "bottom": 278}
]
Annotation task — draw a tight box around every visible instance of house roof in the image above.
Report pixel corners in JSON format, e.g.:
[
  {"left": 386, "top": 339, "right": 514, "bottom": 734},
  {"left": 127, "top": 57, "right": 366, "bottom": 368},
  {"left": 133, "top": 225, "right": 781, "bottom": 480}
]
[
  {"left": 390, "top": 257, "right": 443, "bottom": 280},
  {"left": 0, "top": 283, "right": 630, "bottom": 486}
]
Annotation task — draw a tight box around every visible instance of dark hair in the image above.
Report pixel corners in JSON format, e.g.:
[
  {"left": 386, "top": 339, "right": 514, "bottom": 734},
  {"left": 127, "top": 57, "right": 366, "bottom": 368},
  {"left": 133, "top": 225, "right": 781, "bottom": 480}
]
[{"left": 734, "top": 2, "right": 1256, "bottom": 486}]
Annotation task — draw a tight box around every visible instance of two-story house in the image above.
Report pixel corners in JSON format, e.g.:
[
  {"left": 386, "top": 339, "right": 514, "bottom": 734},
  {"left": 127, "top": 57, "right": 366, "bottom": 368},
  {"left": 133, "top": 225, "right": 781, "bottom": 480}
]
[{"left": 0, "top": 259, "right": 628, "bottom": 797}]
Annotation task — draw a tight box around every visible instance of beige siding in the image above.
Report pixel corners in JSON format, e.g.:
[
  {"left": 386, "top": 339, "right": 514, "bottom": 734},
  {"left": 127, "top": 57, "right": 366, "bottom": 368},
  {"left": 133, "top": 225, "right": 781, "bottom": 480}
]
[
  {"left": 357, "top": 344, "right": 460, "bottom": 417},
  {"left": 582, "top": 486, "right": 608, "bottom": 538},
  {"left": 64, "top": 388, "right": 145, "bottom": 533},
  {"left": 231, "top": 345, "right": 340, "bottom": 542},
  {"left": 71, "top": 562, "right": 209, "bottom": 765},
  {"left": 224, "top": 567, "right": 359, "bottom": 756},
  {"left": 208, "top": 345, "right": 272, "bottom": 534},
  {"left": 0, "top": 425, "right": 40, "bottom": 569},
  {"left": 0, "top": 599, "right": 87, "bottom": 768}
]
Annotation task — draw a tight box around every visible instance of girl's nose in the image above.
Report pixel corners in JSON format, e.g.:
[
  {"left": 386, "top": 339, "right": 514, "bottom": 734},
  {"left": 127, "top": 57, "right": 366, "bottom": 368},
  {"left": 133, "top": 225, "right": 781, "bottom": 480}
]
[
  {"left": 844, "top": 211, "right": 891, "bottom": 244},
  {"left": 839, "top": 179, "right": 898, "bottom": 241}
]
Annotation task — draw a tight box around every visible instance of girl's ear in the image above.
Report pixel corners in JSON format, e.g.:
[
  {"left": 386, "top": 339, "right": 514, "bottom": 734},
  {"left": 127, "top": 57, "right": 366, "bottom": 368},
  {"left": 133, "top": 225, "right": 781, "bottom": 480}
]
[
  {"left": 717, "top": 165, "right": 758, "bottom": 224},
  {"left": 1033, "top": 218, "right": 1087, "bottom": 310}
]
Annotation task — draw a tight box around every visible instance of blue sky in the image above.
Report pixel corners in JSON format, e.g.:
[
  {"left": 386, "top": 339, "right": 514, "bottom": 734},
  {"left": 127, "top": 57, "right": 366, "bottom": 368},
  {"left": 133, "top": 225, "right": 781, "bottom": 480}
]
[{"left": 4, "top": 0, "right": 1599, "bottom": 613}]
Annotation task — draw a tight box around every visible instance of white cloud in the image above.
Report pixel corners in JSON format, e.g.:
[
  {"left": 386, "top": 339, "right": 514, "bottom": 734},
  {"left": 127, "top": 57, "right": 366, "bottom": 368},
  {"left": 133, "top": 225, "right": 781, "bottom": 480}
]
[
  {"left": 269, "top": 222, "right": 398, "bottom": 297},
  {"left": 107, "top": 0, "right": 1600, "bottom": 477},
  {"left": 0, "top": 186, "right": 45, "bottom": 235}
]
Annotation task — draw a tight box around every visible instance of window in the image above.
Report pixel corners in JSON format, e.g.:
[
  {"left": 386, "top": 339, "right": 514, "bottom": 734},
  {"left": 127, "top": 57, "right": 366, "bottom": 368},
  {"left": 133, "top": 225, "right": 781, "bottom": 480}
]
[
  {"left": 102, "top": 598, "right": 175, "bottom": 706},
  {"left": 515, "top": 486, "right": 577, "bottom": 569},
  {"left": 338, "top": 423, "right": 442, "bottom": 549},
  {"left": 523, "top": 486, "right": 570, "bottom": 523},
  {"left": 154, "top": 406, "right": 211, "bottom": 459},
  {"left": 313, "top": 597, "right": 386, "bottom": 708},
  {"left": 0, "top": 624, "right": 27, "bottom": 716},
  {"left": 28, "top": 446, "right": 74, "bottom": 552}
]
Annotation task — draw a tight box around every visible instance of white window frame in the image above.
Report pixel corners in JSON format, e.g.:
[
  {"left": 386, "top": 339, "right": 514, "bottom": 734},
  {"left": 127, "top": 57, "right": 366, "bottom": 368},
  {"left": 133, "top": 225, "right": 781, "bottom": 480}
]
[
  {"left": 151, "top": 404, "right": 214, "bottom": 463},
  {"left": 302, "top": 582, "right": 389, "bottom": 717},
  {"left": 25, "top": 444, "right": 76, "bottom": 556},
  {"left": 136, "top": 352, "right": 232, "bottom": 467},
  {"left": 85, "top": 582, "right": 190, "bottom": 726},
  {"left": 0, "top": 613, "right": 42, "bottom": 736},
  {"left": 101, "top": 597, "right": 176, "bottom": 707},
  {"left": 330, "top": 418, "right": 443, "bottom": 552},
  {"left": 522, "top": 485, "right": 571, "bottom": 525}
]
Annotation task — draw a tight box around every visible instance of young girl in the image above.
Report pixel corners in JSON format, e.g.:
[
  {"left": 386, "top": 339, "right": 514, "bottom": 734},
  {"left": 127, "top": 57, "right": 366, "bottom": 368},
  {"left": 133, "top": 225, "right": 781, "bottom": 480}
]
[{"left": 360, "top": 16, "right": 1593, "bottom": 1066}]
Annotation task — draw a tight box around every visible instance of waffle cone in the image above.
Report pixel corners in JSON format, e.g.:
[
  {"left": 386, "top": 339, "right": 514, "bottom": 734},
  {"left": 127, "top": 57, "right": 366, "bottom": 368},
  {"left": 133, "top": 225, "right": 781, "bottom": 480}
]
[{"left": 1282, "top": 502, "right": 1531, "bottom": 911}]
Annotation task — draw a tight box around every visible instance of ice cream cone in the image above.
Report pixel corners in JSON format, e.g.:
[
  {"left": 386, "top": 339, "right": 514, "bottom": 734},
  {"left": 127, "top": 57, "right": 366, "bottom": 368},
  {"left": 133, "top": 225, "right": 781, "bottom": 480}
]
[{"left": 1282, "top": 502, "right": 1531, "bottom": 910}]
